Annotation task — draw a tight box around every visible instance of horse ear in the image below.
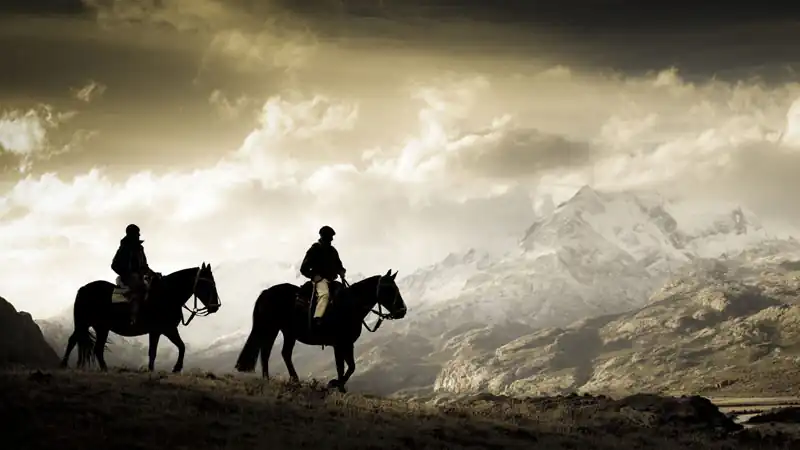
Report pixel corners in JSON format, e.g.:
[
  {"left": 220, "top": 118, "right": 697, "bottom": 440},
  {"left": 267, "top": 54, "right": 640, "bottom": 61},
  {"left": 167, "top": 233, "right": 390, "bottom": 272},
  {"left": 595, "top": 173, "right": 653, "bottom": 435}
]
[
  {"left": 391, "top": 270, "right": 398, "bottom": 279},
  {"left": 201, "top": 262, "right": 206, "bottom": 269},
  {"left": 385, "top": 269, "right": 392, "bottom": 277}
]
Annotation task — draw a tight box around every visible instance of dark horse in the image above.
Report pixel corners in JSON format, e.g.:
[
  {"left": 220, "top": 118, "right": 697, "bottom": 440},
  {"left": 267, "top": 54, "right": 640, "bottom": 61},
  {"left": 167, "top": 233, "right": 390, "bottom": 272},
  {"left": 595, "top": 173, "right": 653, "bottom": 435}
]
[
  {"left": 234, "top": 269, "right": 407, "bottom": 393},
  {"left": 60, "top": 263, "right": 221, "bottom": 373}
]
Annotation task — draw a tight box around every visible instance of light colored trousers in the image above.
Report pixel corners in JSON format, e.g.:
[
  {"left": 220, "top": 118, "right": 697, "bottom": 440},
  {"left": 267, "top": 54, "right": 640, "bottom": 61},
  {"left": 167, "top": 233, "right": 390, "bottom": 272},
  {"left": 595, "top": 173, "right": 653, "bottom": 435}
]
[{"left": 313, "top": 278, "right": 330, "bottom": 318}]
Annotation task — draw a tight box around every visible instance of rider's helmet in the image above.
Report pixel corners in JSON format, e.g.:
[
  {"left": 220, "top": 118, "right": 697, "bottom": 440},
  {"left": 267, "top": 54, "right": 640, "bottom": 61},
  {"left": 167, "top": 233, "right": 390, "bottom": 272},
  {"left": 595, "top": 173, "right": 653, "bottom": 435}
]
[
  {"left": 126, "top": 224, "right": 141, "bottom": 236},
  {"left": 319, "top": 225, "right": 335, "bottom": 239}
]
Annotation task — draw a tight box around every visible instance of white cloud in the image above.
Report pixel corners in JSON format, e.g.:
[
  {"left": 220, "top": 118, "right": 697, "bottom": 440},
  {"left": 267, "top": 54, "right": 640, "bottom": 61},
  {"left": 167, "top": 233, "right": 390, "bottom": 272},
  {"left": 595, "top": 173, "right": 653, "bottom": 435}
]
[
  {"left": 4, "top": 57, "right": 800, "bottom": 333},
  {"left": 0, "top": 106, "right": 79, "bottom": 173},
  {"left": 208, "top": 90, "right": 253, "bottom": 120},
  {"left": 0, "top": 109, "right": 49, "bottom": 156},
  {"left": 72, "top": 80, "right": 107, "bottom": 103}
]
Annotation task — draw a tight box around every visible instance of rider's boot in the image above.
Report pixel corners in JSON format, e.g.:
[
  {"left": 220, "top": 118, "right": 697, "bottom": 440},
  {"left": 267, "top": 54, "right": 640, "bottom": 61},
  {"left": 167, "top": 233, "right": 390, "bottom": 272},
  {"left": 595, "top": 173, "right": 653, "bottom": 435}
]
[{"left": 130, "top": 296, "right": 139, "bottom": 326}]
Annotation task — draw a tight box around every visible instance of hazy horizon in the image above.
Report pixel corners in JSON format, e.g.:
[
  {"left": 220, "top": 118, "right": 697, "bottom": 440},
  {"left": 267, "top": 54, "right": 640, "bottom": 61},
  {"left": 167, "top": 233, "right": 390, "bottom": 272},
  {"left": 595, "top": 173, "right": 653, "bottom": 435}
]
[{"left": 4, "top": 1, "right": 800, "bottom": 320}]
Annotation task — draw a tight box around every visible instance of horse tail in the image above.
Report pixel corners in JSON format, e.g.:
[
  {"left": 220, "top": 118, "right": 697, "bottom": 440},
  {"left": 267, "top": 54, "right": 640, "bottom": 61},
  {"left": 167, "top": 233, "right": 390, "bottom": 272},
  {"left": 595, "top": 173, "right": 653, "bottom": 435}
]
[
  {"left": 73, "top": 286, "right": 97, "bottom": 367},
  {"left": 235, "top": 294, "right": 265, "bottom": 372}
]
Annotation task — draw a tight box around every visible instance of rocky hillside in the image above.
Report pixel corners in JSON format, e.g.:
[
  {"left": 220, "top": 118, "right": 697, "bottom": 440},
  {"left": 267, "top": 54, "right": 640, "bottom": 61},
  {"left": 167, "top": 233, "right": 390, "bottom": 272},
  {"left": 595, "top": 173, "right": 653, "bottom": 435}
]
[
  {"left": 433, "top": 253, "right": 800, "bottom": 398},
  {"left": 0, "top": 296, "right": 59, "bottom": 369},
  {"left": 177, "top": 251, "right": 800, "bottom": 399}
]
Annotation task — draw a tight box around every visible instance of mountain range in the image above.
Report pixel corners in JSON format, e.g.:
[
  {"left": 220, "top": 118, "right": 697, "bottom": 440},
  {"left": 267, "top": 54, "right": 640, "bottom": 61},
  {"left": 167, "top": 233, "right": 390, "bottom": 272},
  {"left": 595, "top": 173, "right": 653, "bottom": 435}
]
[{"left": 26, "top": 185, "right": 800, "bottom": 398}]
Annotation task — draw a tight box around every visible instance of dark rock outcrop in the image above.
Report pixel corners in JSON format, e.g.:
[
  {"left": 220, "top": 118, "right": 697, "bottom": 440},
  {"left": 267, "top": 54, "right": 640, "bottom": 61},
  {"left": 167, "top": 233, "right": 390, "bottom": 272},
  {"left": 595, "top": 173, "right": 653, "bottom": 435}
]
[
  {"left": 0, "top": 297, "right": 60, "bottom": 369},
  {"left": 746, "top": 407, "right": 800, "bottom": 424}
]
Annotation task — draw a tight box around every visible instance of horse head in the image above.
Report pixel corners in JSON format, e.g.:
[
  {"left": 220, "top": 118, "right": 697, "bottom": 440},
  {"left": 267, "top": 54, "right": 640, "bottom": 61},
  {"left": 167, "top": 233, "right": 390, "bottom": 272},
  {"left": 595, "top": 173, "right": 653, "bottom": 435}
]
[
  {"left": 373, "top": 269, "right": 406, "bottom": 320},
  {"left": 193, "top": 262, "right": 221, "bottom": 315}
]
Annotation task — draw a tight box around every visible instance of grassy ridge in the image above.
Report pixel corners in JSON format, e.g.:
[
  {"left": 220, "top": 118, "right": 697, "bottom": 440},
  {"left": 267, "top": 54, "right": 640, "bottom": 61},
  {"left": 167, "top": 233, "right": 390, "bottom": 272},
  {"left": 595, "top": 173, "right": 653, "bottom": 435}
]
[{"left": 2, "top": 368, "right": 798, "bottom": 449}]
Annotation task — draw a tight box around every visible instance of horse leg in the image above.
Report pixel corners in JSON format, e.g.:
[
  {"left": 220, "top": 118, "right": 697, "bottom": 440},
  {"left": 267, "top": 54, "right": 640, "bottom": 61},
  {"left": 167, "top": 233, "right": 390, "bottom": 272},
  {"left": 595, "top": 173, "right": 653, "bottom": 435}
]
[
  {"left": 148, "top": 332, "right": 161, "bottom": 372},
  {"left": 162, "top": 327, "right": 186, "bottom": 373},
  {"left": 328, "top": 345, "right": 347, "bottom": 393},
  {"left": 61, "top": 330, "right": 80, "bottom": 368},
  {"left": 259, "top": 326, "right": 280, "bottom": 379},
  {"left": 339, "top": 344, "right": 357, "bottom": 392},
  {"left": 93, "top": 328, "right": 110, "bottom": 372},
  {"left": 280, "top": 334, "right": 300, "bottom": 383}
]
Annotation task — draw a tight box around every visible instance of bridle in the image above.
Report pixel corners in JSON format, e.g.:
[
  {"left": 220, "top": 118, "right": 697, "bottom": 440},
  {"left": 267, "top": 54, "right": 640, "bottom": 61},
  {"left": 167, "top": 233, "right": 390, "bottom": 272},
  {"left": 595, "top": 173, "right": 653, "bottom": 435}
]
[
  {"left": 181, "top": 266, "right": 222, "bottom": 326},
  {"left": 361, "top": 274, "right": 405, "bottom": 333}
]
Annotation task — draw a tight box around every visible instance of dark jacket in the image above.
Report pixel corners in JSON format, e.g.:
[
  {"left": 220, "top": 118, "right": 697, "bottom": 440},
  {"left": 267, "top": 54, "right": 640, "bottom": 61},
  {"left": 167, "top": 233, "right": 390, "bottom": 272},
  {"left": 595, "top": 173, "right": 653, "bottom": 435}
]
[
  {"left": 111, "top": 236, "right": 149, "bottom": 276},
  {"left": 300, "top": 241, "right": 344, "bottom": 281}
]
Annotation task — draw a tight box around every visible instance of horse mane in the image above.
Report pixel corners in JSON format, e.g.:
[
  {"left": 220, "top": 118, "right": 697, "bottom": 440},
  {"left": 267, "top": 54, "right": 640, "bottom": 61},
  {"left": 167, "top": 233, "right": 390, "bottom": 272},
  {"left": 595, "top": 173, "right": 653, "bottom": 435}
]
[
  {"left": 346, "top": 274, "right": 383, "bottom": 297},
  {"left": 162, "top": 267, "right": 200, "bottom": 281}
]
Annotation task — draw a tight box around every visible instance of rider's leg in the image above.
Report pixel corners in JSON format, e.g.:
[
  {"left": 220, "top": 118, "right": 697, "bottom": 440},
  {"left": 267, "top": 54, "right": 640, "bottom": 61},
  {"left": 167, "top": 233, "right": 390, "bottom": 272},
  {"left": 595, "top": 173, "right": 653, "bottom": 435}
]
[
  {"left": 126, "top": 272, "right": 143, "bottom": 325},
  {"left": 313, "top": 278, "right": 330, "bottom": 320}
]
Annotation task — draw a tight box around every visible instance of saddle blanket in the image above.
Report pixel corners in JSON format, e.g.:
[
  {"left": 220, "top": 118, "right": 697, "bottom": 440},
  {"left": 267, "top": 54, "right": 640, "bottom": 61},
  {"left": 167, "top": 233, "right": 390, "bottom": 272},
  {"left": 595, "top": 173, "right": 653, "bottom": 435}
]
[{"left": 111, "top": 276, "right": 131, "bottom": 304}]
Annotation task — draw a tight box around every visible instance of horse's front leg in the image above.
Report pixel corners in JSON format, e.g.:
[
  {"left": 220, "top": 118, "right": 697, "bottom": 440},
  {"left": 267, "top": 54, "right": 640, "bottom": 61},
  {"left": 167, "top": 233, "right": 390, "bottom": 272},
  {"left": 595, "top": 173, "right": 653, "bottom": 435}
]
[
  {"left": 328, "top": 345, "right": 347, "bottom": 393},
  {"left": 340, "top": 344, "right": 357, "bottom": 388},
  {"left": 281, "top": 334, "right": 300, "bottom": 383},
  {"left": 148, "top": 332, "right": 161, "bottom": 372},
  {"left": 162, "top": 327, "right": 186, "bottom": 373}
]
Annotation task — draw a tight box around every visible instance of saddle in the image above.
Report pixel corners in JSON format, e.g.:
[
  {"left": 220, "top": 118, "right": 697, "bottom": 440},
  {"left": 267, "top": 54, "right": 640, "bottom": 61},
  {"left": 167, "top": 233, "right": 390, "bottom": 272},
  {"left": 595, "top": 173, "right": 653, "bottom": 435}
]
[
  {"left": 296, "top": 279, "right": 344, "bottom": 308},
  {"left": 111, "top": 274, "right": 155, "bottom": 304}
]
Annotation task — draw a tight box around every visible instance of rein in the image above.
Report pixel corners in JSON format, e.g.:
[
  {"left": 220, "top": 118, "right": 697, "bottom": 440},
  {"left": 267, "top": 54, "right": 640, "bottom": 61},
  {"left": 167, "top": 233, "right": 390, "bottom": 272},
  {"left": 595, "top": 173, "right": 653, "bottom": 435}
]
[
  {"left": 180, "top": 266, "right": 222, "bottom": 326},
  {"left": 361, "top": 275, "right": 401, "bottom": 333}
]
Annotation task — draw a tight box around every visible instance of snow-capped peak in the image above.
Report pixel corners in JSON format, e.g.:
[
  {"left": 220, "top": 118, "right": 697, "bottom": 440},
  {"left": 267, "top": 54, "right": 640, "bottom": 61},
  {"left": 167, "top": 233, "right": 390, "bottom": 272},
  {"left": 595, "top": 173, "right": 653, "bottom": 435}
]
[{"left": 390, "top": 186, "right": 786, "bottom": 336}]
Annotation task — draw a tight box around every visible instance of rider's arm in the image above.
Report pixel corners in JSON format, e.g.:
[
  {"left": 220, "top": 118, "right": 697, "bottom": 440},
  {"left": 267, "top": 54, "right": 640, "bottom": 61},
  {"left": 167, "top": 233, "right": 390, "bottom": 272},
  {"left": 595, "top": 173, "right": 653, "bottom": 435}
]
[
  {"left": 112, "top": 244, "right": 132, "bottom": 274},
  {"left": 299, "top": 245, "right": 316, "bottom": 278},
  {"left": 141, "top": 247, "right": 150, "bottom": 271},
  {"left": 332, "top": 247, "right": 345, "bottom": 277}
]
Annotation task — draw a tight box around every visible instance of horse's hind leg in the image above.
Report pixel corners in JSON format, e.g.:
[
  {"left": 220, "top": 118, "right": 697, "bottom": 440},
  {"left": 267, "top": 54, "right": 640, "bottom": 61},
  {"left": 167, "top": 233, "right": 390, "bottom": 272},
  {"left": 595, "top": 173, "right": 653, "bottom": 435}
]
[
  {"left": 94, "top": 328, "right": 110, "bottom": 372},
  {"left": 61, "top": 331, "right": 80, "bottom": 368},
  {"left": 280, "top": 334, "right": 300, "bottom": 383},
  {"left": 162, "top": 327, "right": 186, "bottom": 373},
  {"left": 148, "top": 332, "right": 161, "bottom": 372},
  {"left": 259, "top": 326, "right": 279, "bottom": 379}
]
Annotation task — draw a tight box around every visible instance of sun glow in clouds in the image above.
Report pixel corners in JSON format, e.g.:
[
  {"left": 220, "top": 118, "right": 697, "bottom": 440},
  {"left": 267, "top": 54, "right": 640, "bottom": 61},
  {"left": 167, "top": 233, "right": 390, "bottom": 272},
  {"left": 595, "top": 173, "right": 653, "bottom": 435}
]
[{"left": 3, "top": 9, "right": 800, "bottom": 328}]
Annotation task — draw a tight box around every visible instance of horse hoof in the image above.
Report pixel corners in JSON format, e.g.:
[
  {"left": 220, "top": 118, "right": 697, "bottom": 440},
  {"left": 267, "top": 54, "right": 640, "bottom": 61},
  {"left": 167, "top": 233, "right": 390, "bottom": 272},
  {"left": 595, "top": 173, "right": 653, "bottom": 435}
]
[
  {"left": 327, "top": 379, "right": 339, "bottom": 389},
  {"left": 337, "top": 384, "right": 347, "bottom": 394},
  {"left": 172, "top": 367, "right": 182, "bottom": 374}
]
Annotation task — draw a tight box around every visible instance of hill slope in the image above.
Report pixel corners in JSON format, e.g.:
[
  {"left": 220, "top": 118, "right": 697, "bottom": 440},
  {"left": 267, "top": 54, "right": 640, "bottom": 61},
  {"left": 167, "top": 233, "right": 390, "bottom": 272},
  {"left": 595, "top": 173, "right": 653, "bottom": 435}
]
[
  {"left": 433, "top": 253, "right": 800, "bottom": 398},
  {"left": 3, "top": 369, "right": 799, "bottom": 450},
  {"left": 0, "top": 297, "right": 59, "bottom": 369}
]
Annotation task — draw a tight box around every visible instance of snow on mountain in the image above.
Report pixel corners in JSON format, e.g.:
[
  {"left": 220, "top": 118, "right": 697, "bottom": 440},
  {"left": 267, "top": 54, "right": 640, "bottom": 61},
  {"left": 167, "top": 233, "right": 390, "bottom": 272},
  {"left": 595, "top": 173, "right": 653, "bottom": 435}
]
[{"left": 394, "top": 185, "right": 783, "bottom": 336}]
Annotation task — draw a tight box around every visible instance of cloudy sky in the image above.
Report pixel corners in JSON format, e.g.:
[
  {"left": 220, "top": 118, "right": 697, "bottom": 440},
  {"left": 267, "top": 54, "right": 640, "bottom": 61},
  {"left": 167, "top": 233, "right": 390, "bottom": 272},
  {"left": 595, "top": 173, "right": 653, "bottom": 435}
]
[{"left": 3, "top": 1, "right": 800, "bottom": 320}]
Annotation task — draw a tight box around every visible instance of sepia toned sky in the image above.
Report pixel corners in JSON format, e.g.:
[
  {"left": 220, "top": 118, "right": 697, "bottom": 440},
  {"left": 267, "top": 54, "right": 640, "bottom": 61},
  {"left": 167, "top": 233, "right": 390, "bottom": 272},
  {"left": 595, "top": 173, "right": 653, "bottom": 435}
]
[{"left": 3, "top": 1, "right": 800, "bottom": 319}]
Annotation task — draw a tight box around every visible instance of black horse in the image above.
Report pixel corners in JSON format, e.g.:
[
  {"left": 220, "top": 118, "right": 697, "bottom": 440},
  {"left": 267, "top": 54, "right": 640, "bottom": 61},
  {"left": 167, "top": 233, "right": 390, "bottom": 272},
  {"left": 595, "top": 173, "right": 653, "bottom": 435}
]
[
  {"left": 60, "top": 263, "right": 221, "bottom": 373},
  {"left": 235, "top": 269, "right": 407, "bottom": 393}
]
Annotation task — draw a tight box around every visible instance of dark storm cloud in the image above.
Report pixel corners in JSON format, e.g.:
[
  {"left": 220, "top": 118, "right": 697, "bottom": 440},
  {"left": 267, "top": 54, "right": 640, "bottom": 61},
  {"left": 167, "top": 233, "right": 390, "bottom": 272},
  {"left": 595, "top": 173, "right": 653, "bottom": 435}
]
[
  {"left": 1, "top": 0, "right": 798, "bottom": 184},
  {"left": 451, "top": 128, "right": 596, "bottom": 179},
  {"left": 265, "top": 1, "right": 800, "bottom": 30},
  {"left": 0, "top": 8, "right": 255, "bottom": 180},
  {"left": 0, "top": 1, "right": 89, "bottom": 16}
]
